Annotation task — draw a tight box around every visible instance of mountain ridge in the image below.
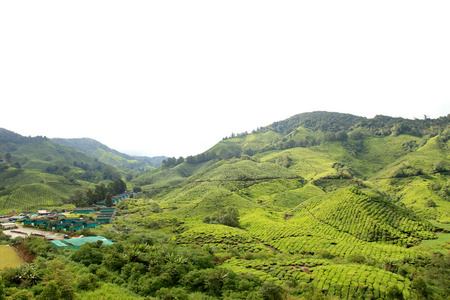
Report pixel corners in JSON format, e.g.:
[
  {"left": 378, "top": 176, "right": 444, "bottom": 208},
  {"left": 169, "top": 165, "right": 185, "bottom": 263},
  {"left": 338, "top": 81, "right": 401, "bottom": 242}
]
[{"left": 51, "top": 137, "right": 166, "bottom": 170}]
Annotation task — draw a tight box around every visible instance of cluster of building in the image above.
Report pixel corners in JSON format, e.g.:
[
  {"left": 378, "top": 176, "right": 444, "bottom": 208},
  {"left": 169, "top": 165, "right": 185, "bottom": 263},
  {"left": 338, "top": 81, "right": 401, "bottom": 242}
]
[
  {"left": 0, "top": 192, "right": 132, "bottom": 233},
  {"left": 20, "top": 207, "right": 116, "bottom": 232}
]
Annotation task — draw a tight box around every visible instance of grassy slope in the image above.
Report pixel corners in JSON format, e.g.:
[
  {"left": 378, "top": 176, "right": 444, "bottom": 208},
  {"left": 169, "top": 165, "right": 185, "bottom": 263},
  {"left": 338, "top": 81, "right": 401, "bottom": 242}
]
[
  {"left": 3, "top": 114, "right": 449, "bottom": 298},
  {"left": 119, "top": 130, "right": 450, "bottom": 299},
  {"left": 0, "top": 245, "right": 22, "bottom": 269},
  {"left": 0, "top": 167, "right": 84, "bottom": 214}
]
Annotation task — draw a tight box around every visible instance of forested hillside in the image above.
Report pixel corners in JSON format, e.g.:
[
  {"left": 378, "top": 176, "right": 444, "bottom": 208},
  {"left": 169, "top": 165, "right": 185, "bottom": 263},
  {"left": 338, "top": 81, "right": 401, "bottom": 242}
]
[
  {"left": 0, "top": 129, "right": 128, "bottom": 214},
  {"left": 52, "top": 138, "right": 165, "bottom": 171},
  {"left": 1, "top": 112, "right": 450, "bottom": 299},
  {"left": 124, "top": 112, "right": 450, "bottom": 299}
]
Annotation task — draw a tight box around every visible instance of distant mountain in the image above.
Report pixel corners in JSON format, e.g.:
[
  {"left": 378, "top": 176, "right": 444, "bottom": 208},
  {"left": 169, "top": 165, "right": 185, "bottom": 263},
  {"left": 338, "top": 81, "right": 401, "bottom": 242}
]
[
  {"left": 51, "top": 138, "right": 166, "bottom": 170},
  {"left": 179, "top": 111, "right": 450, "bottom": 164},
  {"left": 0, "top": 128, "right": 112, "bottom": 214},
  {"left": 134, "top": 111, "right": 450, "bottom": 222}
]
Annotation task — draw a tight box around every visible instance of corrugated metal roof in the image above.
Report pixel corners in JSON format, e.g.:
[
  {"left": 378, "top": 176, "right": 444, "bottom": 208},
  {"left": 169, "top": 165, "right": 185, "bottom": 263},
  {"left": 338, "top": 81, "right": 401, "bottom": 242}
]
[
  {"left": 64, "top": 236, "right": 114, "bottom": 247},
  {"left": 50, "top": 240, "right": 68, "bottom": 247}
]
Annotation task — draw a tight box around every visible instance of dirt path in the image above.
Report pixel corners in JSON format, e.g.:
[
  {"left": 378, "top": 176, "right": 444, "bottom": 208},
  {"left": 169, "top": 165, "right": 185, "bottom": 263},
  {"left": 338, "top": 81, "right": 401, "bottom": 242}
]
[{"left": 3, "top": 225, "right": 65, "bottom": 240}]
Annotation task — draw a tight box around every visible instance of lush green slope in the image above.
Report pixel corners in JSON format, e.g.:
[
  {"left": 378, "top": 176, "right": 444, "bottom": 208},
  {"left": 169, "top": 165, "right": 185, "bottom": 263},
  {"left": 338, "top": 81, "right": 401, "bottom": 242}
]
[
  {"left": 0, "top": 167, "right": 82, "bottom": 214},
  {"left": 2, "top": 112, "right": 450, "bottom": 299},
  {"left": 52, "top": 137, "right": 164, "bottom": 171},
  {"left": 0, "top": 129, "right": 123, "bottom": 214},
  {"left": 116, "top": 112, "right": 450, "bottom": 299}
]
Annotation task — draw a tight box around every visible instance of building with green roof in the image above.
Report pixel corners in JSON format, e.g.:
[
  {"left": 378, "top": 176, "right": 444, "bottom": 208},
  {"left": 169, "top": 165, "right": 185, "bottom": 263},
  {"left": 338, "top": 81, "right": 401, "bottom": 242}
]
[{"left": 50, "top": 236, "right": 114, "bottom": 250}]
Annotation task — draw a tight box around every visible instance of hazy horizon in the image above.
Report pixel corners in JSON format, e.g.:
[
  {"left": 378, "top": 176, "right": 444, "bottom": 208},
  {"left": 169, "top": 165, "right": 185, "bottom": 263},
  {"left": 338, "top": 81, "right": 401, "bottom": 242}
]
[{"left": 1, "top": 1, "right": 449, "bottom": 157}]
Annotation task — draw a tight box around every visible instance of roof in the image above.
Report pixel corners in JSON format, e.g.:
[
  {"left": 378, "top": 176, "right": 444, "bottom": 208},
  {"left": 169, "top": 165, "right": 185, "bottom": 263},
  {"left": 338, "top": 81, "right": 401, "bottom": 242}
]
[
  {"left": 50, "top": 236, "right": 114, "bottom": 249},
  {"left": 65, "top": 236, "right": 114, "bottom": 247},
  {"left": 73, "top": 207, "right": 96, "bottom": 211},
  {"left": 50, "top": 240, "right": 68, "bottom": 247}
]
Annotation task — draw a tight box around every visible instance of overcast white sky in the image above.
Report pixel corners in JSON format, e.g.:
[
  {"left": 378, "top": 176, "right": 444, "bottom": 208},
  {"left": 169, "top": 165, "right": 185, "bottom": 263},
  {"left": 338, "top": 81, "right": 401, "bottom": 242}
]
[{"left": 1, "top": 1, "right": 449, "bottom": 157}]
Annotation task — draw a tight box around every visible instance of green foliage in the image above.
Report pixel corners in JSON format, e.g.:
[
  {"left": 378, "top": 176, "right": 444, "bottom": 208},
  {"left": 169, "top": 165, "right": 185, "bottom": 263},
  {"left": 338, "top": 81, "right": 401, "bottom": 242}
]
[
  {"left": 76, "top": 274, "right": 100, "bottom": 291},
  {"left": 156, "top": 287, "right": 188, "bottom": 300},
  {"left": 36, "top": 281, "right": 61, "bottom": 300},
  {"left": 24, "top": 237, "right": 53, "bottom": 257},
  {"left": 2, "top": 112, "right": 450, "bottom": 300},
  {"left": 259, "top": 281, "right": 284, "bottom": 300},
  {"left": 71, "top": 243, "right": 104, "bottom": 266},
  {"left": 0, "top": 276, "right": 4, "bottom": 300},
  {"left": 204, "top": 206, "right": 240, "bottom": 228}
]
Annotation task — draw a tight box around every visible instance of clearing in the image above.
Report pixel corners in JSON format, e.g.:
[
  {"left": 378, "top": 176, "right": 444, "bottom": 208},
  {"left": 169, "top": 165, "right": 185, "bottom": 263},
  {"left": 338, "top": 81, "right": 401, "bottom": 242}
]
[{"left": 0, "top": 245, "right": 23, "bottom": 269}]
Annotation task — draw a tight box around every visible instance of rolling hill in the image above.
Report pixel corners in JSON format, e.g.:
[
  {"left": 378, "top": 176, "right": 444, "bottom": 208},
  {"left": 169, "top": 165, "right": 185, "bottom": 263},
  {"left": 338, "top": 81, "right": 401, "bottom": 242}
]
[
  {"left": 121, "top": 111, "right": 450, "bottom": 299},
  {"left": 2, "top": 111, "right": 450, "bottom": 299},
  {"left": 51, "top": 137, "right": 166, "bottom": 171}
]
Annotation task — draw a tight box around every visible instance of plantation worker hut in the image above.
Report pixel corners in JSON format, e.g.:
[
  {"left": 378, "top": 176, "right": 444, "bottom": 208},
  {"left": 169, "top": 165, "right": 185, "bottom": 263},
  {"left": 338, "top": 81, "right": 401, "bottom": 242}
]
[
  {"left": 96, "top": 216, "right": 112, "bottom": 224},
  {"left": 27, "top": 219, "right": 51, "bottom": 227},
  {"left": 37, "top": 210, "right": 50, "bottom": 216},
  {"left": 53, "top": 223, "right": 70, "bottom": 231},
  {"left": 59, "top": 218, "right": 79, "bottom": 224},
  {"left": 1, "top": 223, "right": 17, "bottom": 230},
  {"left": 22, "top": 219, "right": 34, "bottom": 226},
  {"left": 73, "top": 207, "right": 96, "bottom": 214},
  {"left": 47, "top": 214, "right": 65, "bottom": 220},
  {"left": 9, "top": 216, "right": 26, "bottom": 222},
  {"left": 97, "top": 213, "right": 114, "bottom": 217},
  {"left": 84, "top": 221, "right": 99, "bottom": 228},
  {"left": 68, "top": 224, "right": 84, "bottom": 232}
]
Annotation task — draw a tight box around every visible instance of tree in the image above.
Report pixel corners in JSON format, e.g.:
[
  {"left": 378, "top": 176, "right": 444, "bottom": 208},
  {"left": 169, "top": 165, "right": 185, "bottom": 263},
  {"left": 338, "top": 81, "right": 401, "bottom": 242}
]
[
  {"left": 94, "top": 183, "right": 107, "bottom": 202},
  {"left": 325, "top": 132, "right": 337, "bottom": 142},
  {"left": 205, "top": 207, "right": 240, "bottom": 228},
  {"left": 259, "top": 282, "right": 284, "bottom": 300},
  {"left": 37, "top": 281, "right": 61, "bottom": 300},
  {"left": 0, "top": 276, "right": 5, "bottom": 300},
  {"left": 426, "top": 199, "right": 437, "bottom": 208},
  {"left": 5, "top": 153, "right": 11, "bottom": 163},
  {"left": 105, "top": 192, "right": 113, "bottom": 207},
  {"left": 71, "top": 243, "right": 104, "bottom": 266},
  {"left": 111, "top": 179, "right": 127, "bottom": 195},
  {"left": 349, "top": 131, "right": 363, "bottom": 140},
  {"left": 102, "top": 165, "right": 121, "bottom": 181},
  {"left": 67, "top": 189, "right": 90, "bottom": 207},
  {"left": 336, "top": 130, "right": 348, "bottom": 141}
]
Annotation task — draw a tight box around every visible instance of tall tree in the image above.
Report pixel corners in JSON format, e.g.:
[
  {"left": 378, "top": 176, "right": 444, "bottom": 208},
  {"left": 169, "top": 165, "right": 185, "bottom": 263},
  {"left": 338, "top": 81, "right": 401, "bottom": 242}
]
[
  {"left": 5, "top": 153, "right": 11, "bottom": 163},
  {"left": 105, "top": 192, "right": 113, "bottom": 207}
]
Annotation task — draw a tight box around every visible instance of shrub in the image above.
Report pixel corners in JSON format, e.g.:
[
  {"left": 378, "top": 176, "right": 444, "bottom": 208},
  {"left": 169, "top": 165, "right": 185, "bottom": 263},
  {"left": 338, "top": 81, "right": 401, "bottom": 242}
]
[
  {"left": 36, "top": 281, "right": 61, "bottom": 300},
  {"left": 386, "top": 284, "right": 404, "bottom": 299},
  {"left": 259, "top": 282, "right": 284, "bottom": 300},
  {"left": 347, "top": 254, "right": 365, "bottom": 264},
  {"left": 156, "top": 287, "right": 189, "bottom": 300},
  {"left": 426, "top": 199, "right": 437, "bottom": 207},
  {"left": 316, "top": 249, "right": 333, "bottom": 259},
  {"left": 76, "top": 273, "right": 99, "bottom": 291}
]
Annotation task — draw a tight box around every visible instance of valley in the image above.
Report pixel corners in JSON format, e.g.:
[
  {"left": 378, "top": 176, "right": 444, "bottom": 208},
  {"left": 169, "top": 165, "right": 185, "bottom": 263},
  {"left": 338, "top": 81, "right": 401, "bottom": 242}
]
[{"left": 1, "top": 111, "right": 450, "bottom": 299}]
